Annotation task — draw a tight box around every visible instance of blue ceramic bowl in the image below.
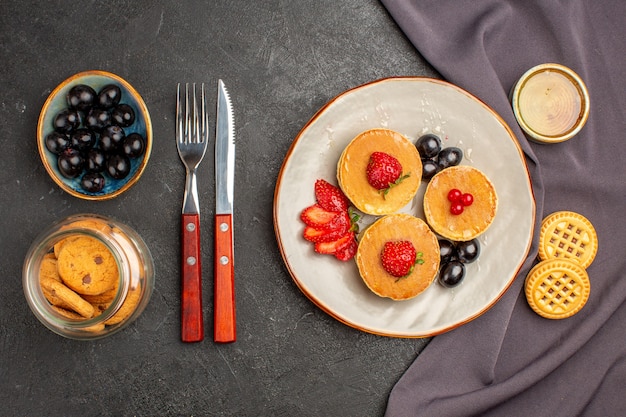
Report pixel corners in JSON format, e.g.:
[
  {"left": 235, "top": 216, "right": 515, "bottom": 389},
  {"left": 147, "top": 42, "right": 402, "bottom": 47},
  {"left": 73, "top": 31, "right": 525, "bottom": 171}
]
[{"left": 37, "top": 70, "right": 152, "bottom": 200}]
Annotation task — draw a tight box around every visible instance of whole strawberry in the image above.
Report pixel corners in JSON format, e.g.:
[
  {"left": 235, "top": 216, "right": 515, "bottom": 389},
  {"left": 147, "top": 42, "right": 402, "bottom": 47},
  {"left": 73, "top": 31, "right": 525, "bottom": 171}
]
[
  {"left": 366, "top": 152, "right": 409, "bottom": 194},
  {"left": 381, "top": 240, "right": 419, "bottom": 278}
]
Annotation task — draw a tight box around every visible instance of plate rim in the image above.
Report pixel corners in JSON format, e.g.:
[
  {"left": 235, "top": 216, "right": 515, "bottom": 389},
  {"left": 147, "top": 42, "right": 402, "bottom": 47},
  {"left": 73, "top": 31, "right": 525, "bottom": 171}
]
[{"left": 273, "top": 76, "right": 536, "bottom": 338}]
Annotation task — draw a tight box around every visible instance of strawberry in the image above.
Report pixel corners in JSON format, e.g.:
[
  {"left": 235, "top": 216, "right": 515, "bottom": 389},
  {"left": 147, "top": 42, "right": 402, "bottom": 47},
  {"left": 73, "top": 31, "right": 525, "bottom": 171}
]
[
  {"left": 301, "top": 178, "right": 360, "bottom": 262},
  {"left": 380, "top": 240, "right": 418, "bottom": 278},
  {"left": 315, "top": 179, "right": 349, "bottom": 212},
  {"left": 326, "top": 210, "right": 351, "bottom": 235},
  {"left": 366, "top": 152, "right": 409, "bottom": 194},
  {"left": 334, "top": 237, "right": 358, "bottom": 261},
  {"left": 300, "top": 204, "right": 338, "bottom": 229},
  {"left": 303, "top": 225, "right": 345, "bottom": 243},
  {"left": 314, "top": 231, "right": 355, "bottom": 255}
]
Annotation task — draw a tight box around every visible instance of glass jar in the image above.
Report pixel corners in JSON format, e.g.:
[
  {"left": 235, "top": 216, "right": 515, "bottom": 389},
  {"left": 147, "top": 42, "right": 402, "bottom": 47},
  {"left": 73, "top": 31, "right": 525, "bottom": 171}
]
[
  {"left": 510, "top": 63, "right": 590, "bottom": 144},
  {"left": 22, "top": 214, "right": 154, "bottom": 340}
]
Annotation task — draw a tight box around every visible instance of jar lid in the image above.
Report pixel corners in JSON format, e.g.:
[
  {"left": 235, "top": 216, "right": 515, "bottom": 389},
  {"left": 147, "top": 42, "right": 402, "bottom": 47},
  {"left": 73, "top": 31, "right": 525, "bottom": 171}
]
[{"left": 511, "top": 63, "right": 590, "bottom": 144}]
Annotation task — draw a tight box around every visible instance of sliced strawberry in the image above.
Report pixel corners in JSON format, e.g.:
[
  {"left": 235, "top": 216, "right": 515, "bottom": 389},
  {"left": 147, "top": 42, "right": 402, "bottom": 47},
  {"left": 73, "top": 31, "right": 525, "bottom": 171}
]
[
  {"left": 300, "top": 204, "right": 337, "bottom": 229},
  {"left": 325, "top": 210, "right": 351, "bottom": 234},
  {"left": 314, "top": 179, "right": 349, "bottom": 212},
  {"left": 334, "top": 237, "right": 358, "bottom": 261},
  {"left": 314, "top": 231, "right": 355, "bottom": 255},
  {"left": 303, "top": 225, "right": 346, "bottom": 243}
]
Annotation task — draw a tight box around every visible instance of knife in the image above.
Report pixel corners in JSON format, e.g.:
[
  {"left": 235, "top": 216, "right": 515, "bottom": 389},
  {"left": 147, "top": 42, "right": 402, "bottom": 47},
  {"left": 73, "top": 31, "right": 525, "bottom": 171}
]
[{"left": 214, "top": 79, "right": 236, "bottom": 343}]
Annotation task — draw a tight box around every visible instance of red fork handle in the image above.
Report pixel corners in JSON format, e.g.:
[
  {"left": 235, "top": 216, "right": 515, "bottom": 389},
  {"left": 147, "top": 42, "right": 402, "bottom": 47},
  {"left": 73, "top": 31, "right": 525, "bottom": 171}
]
[
  {"left": 181, "top": 213, "right": 204, "bottom": 342},
  {"left": 214, "top": 213, "right": 236, "bottom": 342}
]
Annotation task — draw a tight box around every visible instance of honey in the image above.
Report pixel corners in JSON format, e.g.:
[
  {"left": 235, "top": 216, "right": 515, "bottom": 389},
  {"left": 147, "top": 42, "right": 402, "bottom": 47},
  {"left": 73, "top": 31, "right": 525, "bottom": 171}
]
[{"left": 511, "top": 63, "right": 589, "bottom": 143}]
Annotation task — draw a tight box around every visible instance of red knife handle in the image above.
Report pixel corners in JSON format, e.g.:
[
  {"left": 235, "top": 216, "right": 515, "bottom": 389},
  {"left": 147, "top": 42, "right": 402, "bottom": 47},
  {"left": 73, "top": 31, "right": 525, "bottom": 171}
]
[
  {"left": 214, "top": 213, "right": 236, "bottom": 342},
  {"left": 181, "top": 213, "right": 204, "bottom": 342}
]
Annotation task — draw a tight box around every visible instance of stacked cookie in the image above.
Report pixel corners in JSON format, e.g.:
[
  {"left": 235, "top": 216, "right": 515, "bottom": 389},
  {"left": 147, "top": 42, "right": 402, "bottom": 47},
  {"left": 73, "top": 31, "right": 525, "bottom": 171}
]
[
  {"left": 525, "top": 211, "right": 598, "bottom": 319},
  {"left": 38, "top": 225, "right": 139, "bottom": 332}
]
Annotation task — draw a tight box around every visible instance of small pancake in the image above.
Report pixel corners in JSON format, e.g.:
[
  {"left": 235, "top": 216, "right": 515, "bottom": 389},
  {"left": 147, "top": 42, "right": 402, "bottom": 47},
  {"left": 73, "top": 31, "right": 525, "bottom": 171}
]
[
  {"left": 356, "top": 213, "right": 440, "bottom": 300},
  {"left": 423, "top": 165, "right": 497, "bottom": 241},
  {"left": 337, "top": 129, "right": 422, "bottom": 215}
]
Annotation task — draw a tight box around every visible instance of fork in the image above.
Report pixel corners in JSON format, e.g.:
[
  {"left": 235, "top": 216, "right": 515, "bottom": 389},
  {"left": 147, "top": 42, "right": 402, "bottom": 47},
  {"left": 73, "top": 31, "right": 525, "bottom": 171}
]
[{"left": 176, "top": 83, "right": 209, "bottom": 342}]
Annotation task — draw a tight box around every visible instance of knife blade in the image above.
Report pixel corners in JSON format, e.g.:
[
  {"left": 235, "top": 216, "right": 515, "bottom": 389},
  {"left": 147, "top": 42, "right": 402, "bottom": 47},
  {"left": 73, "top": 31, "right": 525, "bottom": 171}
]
[{"left": 214, "top": 79, "right": 236, "bottom": 343}]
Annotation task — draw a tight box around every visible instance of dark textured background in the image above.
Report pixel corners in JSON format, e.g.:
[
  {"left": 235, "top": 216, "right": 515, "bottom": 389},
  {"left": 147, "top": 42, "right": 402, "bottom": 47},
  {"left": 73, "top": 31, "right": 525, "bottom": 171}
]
[{"left": 0, "top": 1, "right": 439, "bottom": 416}]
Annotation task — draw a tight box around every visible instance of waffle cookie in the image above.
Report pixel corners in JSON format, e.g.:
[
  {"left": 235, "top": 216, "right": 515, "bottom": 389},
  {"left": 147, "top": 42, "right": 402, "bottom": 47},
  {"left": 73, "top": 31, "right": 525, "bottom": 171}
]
[
  {"left": 356, "top": 213, "right": 440, "bottom": 300},
  {"left": 423, "top": 165, "right": 497, "bottom": 241},
  {"left": 525, "top": 258, "right": 590, "bottom": 319},
  {"left": 337, "top": 129, "right": 422, "bottom": 215},
  {"left": 538, "top": 211, "right": 598, "bottom": 269}
]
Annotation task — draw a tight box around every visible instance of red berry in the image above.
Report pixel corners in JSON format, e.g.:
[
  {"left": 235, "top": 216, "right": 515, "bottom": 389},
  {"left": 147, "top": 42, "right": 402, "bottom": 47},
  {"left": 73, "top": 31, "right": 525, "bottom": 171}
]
[
  {"left": 314, "top": 179, "right": 349, "bottom": 212},
  {"left": 335, "top": 238, "right": 358, "bottom": 261},
  {"left": 300, "top": 204, "right": 337, "bottom": 229},
  {"left": 380, "top": 240, "right": 417, "bottom": 277},
  {"left": 366, "top": 152, "right": 405, "bottom": 191},
  {"left": 450, "top": 202, "right": 464, "bottom": 215},
  {"left": 314, "top": 231, "right": 355, "bottom": 255},
  {"left": 461, "top": 193, "right": 474, "bottom": 206},
  {"left": 447, "top": 188, "right": 462, "bottom": 202}
]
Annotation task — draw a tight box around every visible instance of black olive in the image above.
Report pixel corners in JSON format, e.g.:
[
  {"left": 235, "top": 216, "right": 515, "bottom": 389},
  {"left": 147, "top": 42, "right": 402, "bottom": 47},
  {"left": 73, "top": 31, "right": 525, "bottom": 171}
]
[
  {"left": 99, "top": 125, "right": 126, "bottom": 152},
  {"left": 415, "top": 134, "right": 442, "bottom": 158},
  {"left": 437, "top": 147, "right": 463, "bottom": 170},
  {"left": 81, "top": 172, "right": 106, "bottom": 193},
  {"left": 45, "top": 131, "right": 71, "bottom": 154},
  {"left": 85, "top": 108, "right": 110, "bottom": 132},
  {"left": 438, "top": 261, "right": 466, "bottom": 288},
  {"left": 69, "top": 128, "right": 96, "bottom": 152},
  {"left": 122, "top": 133, "right": 146, "bottom": 158},
  {"left": 111, "top": 104, "right": 135, "bottom": 127},
  {"left": 456, "top": 239, "right": 481, "bottom": 264},
  {"left": 97, "top": 84, "right": 122, "bottom": 109},
  {"left": 57, "top": 148, "right": 84, "bottom": 178},
  {"left": 86, "top": 148, "right": 107, "bottom": 173},
  {"left": 106, "top": 154, "right": 131, "bottom": 179},
  {"left": 53, "top": 109, "right": 81, "bottom": 133},
  {"left": 67, "top": 84, "right": 97, "bottom": 112},
  {"left": 422, "top": 158, "right": 440, "bottom": 181},
  {"left": 438, "top": 239, "right": 457, "bottom": 264}
]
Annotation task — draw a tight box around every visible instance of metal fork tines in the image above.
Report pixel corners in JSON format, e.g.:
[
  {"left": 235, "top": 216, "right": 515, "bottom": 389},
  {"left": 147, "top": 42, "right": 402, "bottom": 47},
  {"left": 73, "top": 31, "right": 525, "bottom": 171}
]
[
  {"left": 176, "top": 82, "right": 209, "bottom": 343},
  {"left": 177, "top": 83, "right": 209, "bottom": 214}
]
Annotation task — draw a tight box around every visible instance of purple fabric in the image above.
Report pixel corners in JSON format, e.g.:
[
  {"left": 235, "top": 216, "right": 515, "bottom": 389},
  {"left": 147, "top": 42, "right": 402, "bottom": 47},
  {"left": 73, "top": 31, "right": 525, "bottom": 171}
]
[{"left": 381, "top": 1, "right": 626, "bottom": 416}]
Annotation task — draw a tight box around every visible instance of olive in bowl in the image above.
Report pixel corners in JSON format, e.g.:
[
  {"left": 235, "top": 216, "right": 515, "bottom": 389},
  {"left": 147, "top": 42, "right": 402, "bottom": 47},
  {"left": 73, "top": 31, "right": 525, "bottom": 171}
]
[{"left": 37, "top": 70, "right": 152, "bottom": 200}]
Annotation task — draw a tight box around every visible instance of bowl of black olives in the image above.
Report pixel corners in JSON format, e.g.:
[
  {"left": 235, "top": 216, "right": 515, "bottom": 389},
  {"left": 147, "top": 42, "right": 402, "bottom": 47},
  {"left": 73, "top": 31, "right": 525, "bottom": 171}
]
[{"left": 37, "top": 70, "right": 152, "bottom": 200}]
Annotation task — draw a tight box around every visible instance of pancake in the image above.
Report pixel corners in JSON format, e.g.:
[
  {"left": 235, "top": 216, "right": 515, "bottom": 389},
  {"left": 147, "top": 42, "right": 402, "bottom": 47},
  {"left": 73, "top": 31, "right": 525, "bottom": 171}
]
[
  {"left": 423, "top": 165, "right": 497, "bottom": 241},
  {"left": 356, "top": 213, "right": 440, "bottom": 300},
  {"left": 337, "top": 129, "right": 422, "bottom": 215}
]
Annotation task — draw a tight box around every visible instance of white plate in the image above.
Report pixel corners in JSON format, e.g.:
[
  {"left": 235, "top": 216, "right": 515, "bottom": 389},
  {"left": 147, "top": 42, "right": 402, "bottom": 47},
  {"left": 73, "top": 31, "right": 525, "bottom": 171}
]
[{"left": 274, "top": 77, "right": 535, "bottom": 337}]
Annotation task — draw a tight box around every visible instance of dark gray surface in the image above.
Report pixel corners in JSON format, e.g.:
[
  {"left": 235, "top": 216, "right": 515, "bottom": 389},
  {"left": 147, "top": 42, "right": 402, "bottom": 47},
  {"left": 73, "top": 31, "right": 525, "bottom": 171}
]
[{"left": 0, "top": 1, "right": 438, "bottom": 416}]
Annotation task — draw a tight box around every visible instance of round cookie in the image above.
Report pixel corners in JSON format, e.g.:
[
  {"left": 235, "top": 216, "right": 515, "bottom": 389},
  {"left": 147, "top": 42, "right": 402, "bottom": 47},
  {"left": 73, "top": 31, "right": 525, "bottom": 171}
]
[
  {"left": 538, "top": 211, "right": 598, "bottom": 269},
  {"left": 54, "top": 236, "right": 80, "bottom": 258},
  {"left": 57, "top": 236, "right": 119, "bottom": 296},
  {"left": 337, "top": 129, "right": 422, "bottom": 215},
  {"left": 81, "top": 279, "right": 119, "bottom": 304},
  {"left": 423, "top": 165, "right": 497, "bottom": 241},
  {"left": 356, "top": 213, "right": 440, "bottom": 300},
  {"left": 40, "top": 277, "right": 95, "bottom": 318},
  {"left": 50, "top": 306, "right": 105, "bottom": 332},
  {"left": 104, "top": 286, "right": 141, "bottom": 325},
  {"left": 39, "top": 253, "right": 60, "bottom": 282},
  {"left": 39, "top": 256, "right": 74, "bottom": 311},
  {"left": 525, "top": 258, "right": 590, "bottom": 319}
]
